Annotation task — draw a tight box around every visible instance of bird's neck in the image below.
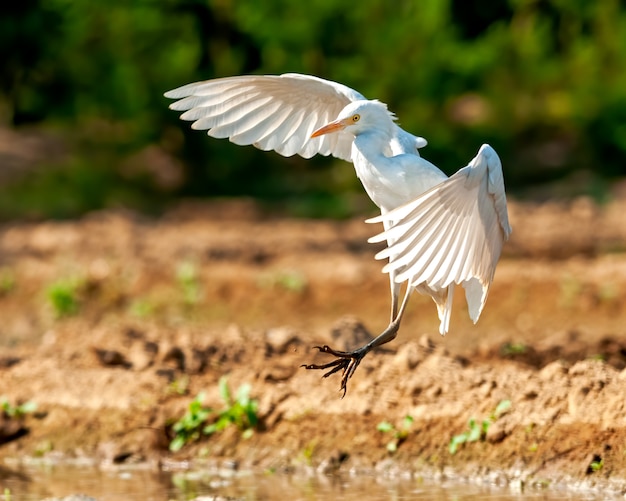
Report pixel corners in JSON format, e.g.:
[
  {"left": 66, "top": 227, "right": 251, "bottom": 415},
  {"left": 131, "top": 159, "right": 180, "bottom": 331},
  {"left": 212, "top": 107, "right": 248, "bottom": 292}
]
[
  {"left": 352, "top": 130, "right": 395, "bottom": 171},
  {"left": 354, "top": 128, "right": 393, "bottom": 160},
  {"left": 351, "top": 130, "right": 405, "bottom": 211}
]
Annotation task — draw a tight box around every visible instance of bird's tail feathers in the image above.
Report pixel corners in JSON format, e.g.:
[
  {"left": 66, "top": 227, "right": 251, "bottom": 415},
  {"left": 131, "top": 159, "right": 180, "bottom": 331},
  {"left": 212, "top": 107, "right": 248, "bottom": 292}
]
[
  {"left": 436, "top": 284, "right": 455, "bottom": 335},
  {"left": 462, "top": 277, "right": 488, "bottom": 324}
]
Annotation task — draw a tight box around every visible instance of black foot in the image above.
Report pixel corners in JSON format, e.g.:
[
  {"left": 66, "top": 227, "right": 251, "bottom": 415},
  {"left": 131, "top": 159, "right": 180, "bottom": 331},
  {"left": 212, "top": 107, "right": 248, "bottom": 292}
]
[{"left": 301, "top": 345, "right": 368, "bottom": 397}]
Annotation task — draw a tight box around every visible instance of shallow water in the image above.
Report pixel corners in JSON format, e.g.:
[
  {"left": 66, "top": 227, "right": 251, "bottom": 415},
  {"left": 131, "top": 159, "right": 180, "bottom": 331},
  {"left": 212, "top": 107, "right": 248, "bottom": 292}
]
[{"left": 0, "top": 462, "right": 605, "bottom": 501}]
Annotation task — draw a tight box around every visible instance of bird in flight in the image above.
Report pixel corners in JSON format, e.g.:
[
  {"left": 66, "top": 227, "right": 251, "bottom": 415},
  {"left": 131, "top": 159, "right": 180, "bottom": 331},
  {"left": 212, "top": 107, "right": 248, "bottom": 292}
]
[{"left": 165, "top": 73, "right": 512, "bottom": 396}]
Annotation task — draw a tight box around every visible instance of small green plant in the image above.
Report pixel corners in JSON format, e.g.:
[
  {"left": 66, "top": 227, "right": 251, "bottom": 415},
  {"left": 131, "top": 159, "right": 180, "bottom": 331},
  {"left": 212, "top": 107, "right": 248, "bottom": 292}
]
[
  {"left": 449, "top": 400, "right": 511, "bottom": 455},
  {"left": 3, "top": 488, "right": 11, "bottom": 501},
  {"left": 204, "top": 377, "right": 258, "bottom": 438},
  {"left": 377, "top": 415, "right": 414, "bottom": 453},
  {"left": 449, "top": 418, "right": 489, "bottom": 455},
  {"left": 501, "top": 342, "right": 528, "bottom": 356},
  {"left": 298, "top": 440, "right": 318, "bottom": 465},
  {"left": 0, "top": 268, "right": 16, "bottom": 295},
  {"left": 169, "top": 393, "right": 212, "bottom": 452},
  {"left": 588, "top": 456, "right": 604, "bottom": 473},
  {"left": 46, "top": 278, "right": 82, "bottom": 318},
  {"left": 490, "top": 399, "right": 512, "bottom": 421},
  {"left": 169, "top": 377, "right": 258, "bottom": 452},
  {"left": 257, "top": 270, "right": 308, "bottom": 293},
  {"left": 128, "top": 298, "right": 155, "bottom": 318},
  {"left": 1, "top": 397, "right": 37, "bottom": 418},
  {"left": 176, "top": 261, "right": 201, "bottom": 305}
]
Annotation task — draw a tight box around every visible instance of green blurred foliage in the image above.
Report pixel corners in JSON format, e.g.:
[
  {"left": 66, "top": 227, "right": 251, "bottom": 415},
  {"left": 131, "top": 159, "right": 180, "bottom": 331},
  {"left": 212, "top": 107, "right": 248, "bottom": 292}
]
[{"left": 0, "top": 0, "right": 625, "bottom": 219}]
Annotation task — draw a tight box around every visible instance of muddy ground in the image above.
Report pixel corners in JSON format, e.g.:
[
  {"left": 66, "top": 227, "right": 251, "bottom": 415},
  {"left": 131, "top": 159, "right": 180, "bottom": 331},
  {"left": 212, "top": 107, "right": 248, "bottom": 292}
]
[{"left": 1, "top": 193, "right": 626, "bottom": 496}]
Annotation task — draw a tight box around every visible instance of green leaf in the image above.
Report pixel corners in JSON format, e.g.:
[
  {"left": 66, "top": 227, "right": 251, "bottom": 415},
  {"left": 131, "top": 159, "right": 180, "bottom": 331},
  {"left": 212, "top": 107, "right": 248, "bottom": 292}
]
[
  {"left": 169, "top": 435, "right": 186, "bottom": 452},
  {"left": 219, "top": 377, "right": 232, "bottom": 405},
  {"left": 402, "top": 415, "right": 414, "bottom": 428},
  {"left": 449, "top": 434, "right": 467, "bottom": 455},
  {"left": 203, "top": 423, "right": 217, "bottom": 435},
  {"left": 494, "top": 399, "right": 511, "bottom": 418},
  {"left": 481, "top": 420, "right": 490, "bottom": 434},
  {"left": 590, "top": 459, "right": 603, "bottom": 472},
  {"left": 467, "top": 419, "right": 482, "bottom": 442},
  {"left": 386, "top": 441, "right": 398, "bottom": 453},
  {"left": 194, "top": 392, "right": 206, "bottom": 405},
  {"left": 236, "top": 383, "right": 251, "bottom": 405},
  {"left": 377, "top": 421, "right": 394, "bottom": 433}
]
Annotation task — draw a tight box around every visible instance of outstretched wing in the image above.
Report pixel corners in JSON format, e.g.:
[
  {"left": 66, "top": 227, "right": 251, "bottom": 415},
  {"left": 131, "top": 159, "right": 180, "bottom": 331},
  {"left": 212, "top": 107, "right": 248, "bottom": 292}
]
[
  {"left": 165, "top": 73, "right": 366, "bottom": 161},
  {"left": 367, "top": 144, "right": 511, "bottom": 323},
  {"left": 166, "top": 73, "right": 428, "bottom": 161}
]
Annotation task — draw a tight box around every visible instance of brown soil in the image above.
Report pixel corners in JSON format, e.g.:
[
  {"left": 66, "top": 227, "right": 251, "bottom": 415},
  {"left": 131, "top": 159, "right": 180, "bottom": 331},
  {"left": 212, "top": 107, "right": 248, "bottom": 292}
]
[{"left": 1, "top": 194, "right": 626, "bottom": 496}]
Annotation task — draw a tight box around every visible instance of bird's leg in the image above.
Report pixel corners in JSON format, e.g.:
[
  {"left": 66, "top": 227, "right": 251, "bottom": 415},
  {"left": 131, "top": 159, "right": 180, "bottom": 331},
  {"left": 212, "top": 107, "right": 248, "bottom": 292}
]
[
  {"left": 389, "top": 273, "right": 401, "bottom": 322},
  {"left": 303, "top": 283, "right": 413, "bottom": 396}
]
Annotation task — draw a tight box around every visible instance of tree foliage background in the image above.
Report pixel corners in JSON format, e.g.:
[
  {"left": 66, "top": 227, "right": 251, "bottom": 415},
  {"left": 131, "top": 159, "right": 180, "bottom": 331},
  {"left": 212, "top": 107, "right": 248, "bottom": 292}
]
[{"left": 1, "top": 0, "right": 625, "bottom": 218}]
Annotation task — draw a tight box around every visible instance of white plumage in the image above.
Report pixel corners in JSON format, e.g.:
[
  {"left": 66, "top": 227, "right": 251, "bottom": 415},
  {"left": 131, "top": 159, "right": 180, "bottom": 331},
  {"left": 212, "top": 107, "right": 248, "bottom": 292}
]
[
  {"left": 367, "top": 144, "right": 511, "bottom": 333},
  {"left": 165, "top": 73, "right": 511, "bottom": 395}
]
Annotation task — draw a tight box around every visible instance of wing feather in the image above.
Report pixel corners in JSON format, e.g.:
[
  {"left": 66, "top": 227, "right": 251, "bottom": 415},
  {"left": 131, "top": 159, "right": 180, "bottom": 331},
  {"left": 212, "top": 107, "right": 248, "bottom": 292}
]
[
  {"left": 367, "top": 144, "right": 511, "bottom": 323},
  {"left": 257, "top": 108, "right": 310, "bottom": 156},
  {"left": 184, "top": 94, "right": 271, "bottom": 126},
  {"left": 204, "top": 98, "right": 282, "bottom": 139},
  {"left": 382, "top": 203, "right": 453, "bottom": 280},
  {"left": 395, "top": 193, "right": 470, "bottom": 285},
  {"left": 374, "top": 200, "right": 448, "bottom": 258},
  {"left": 165, "top": 74, "right": 367, "bottom": 161},
  {"left": 427, "top": 199, "right": 474, "bottom": 287}
]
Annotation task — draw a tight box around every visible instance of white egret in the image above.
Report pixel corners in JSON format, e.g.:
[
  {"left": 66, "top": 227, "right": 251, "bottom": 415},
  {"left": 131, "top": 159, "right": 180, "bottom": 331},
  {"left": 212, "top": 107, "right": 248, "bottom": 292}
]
[{"left": 165, "top": 73, "right": 512, "bottom": 395}]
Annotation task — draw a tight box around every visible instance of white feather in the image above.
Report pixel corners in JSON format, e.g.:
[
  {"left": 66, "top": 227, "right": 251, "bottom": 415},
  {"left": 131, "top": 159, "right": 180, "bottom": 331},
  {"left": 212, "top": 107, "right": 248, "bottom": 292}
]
[{"left": 368, "top": 145, "right": 511, "bottom": 331}]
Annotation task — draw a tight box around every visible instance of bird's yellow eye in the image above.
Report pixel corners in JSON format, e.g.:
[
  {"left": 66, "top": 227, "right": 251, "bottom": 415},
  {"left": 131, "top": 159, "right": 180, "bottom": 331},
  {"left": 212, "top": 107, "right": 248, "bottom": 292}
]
[{"left": 352, "top": 114, "right": 360, "bottom": 122}]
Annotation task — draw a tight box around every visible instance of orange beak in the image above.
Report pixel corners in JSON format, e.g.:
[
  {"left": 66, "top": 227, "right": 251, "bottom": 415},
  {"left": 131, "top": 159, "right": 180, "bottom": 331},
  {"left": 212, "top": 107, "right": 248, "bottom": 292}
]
[{"left": 311, "top": 118, "right": 350, "bottom": 138}]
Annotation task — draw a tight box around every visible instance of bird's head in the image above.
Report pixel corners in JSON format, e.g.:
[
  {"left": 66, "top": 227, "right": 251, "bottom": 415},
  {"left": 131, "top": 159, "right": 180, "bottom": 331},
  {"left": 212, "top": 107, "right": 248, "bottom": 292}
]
[{"left": 311, "top": 100, "right": 396, "bottom": 139}]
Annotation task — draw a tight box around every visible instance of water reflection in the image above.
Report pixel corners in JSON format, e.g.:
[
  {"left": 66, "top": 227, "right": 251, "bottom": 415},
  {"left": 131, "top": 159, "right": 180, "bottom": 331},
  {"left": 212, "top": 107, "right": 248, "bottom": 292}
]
[{"left": 0, "top": 462, "right": 605, "bottom": 501}]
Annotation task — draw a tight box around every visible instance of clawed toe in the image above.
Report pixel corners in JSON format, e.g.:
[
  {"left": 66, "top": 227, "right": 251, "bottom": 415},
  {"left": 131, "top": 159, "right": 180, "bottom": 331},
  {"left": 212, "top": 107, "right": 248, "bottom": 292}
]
[
  {"left": 302, "top": 358, "right": 349, "bottom": 380},
  {"left": 313, "top": 345, "right": 353, "bottom": 357},
  {"left": 302, "top": 345, "right": 367, "bottom": 397}
]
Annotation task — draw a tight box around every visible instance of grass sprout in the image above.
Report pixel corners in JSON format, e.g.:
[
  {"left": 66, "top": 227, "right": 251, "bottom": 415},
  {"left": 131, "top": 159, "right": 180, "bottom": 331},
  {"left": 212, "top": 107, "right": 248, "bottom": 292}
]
[
  {"left": 128, "top": 298, "right": 156, "bottom": 318},
  {"left": 449, "top": 399, "right": 511, "bottom": 455},
  {"left": 257, "top": 269, "right": 307, "bottom": 293},
  {"left": 176, "top": 261, "right": 201, "bottom": 305},
  {"left": 1, "top": 397, "right": 37, "bottom": 419},
  {"left": 46, "top": 277, "right": 83, "bottom": 318},
  {"left": 0, "top": 268, "right": 16, "bottom": 295},
  {"left": 377, "top": 415, "right": 414, "bottom": 453},
  {"left": 169, "top": 377, "right": 258, "bottom": 452}
]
